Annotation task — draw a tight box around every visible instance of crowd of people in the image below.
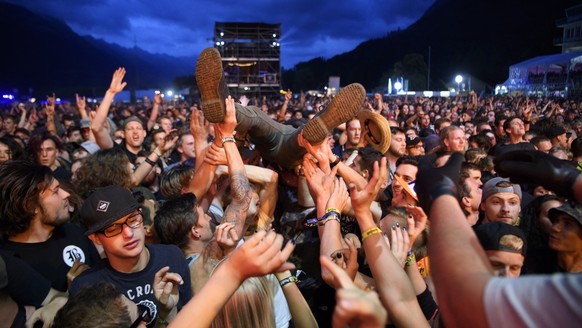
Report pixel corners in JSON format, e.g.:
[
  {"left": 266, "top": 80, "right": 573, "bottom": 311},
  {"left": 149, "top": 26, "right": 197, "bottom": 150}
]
[{"left": 1, "top": 46, "right": 582, "bottom": 327}]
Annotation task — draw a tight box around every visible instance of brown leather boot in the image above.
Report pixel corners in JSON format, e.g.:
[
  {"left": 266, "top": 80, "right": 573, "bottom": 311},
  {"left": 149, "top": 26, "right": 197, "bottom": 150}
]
[
  {"left": 195, "top": 48, "right": 230, "bottom": 123},
  {"left": 301, "top": 83, "right": 366, "bottom": 144}
]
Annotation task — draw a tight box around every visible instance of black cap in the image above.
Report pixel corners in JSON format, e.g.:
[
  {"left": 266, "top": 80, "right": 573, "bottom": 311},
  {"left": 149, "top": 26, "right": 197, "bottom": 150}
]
[
  {"left": 81, "top": 186, "right": 140, "bottom": 235},
  {"left": 406, "top": 137, "right": 422, "bottom": 148},
  {"left": 546, "top": 125, "right": 566, "bottom": 139},
  {"left": 549, "top": 202, "right": 582, "bottom": 227},
  {"left": 474, "top": 222, "right": 527, "bottom": 255}
]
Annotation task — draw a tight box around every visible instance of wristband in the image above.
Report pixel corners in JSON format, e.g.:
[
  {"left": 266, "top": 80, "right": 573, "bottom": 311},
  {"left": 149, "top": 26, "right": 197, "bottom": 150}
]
[
  {"left": 222, "top": 137, "right": 236, "bottom": 146},
  {"left": 325, "top": 208, "right": 340, "bottom": 214},
  {"left": 279, "top": 275, "right": 299, "bottom": 287},
  {"left": 330, "top": 155, "right": 341, "bottom": 168},
  {"left": 153, "top": 148, "right": 163, "bottom": 157},
  {"left": 405, "top": 253, "right": 417, "bottom": 267},
  {"left": 362, "top": 227, "right": 382, "bottom": 242},
  {"left": 144, "top": 158, "right": 156, "bottom": 167},
  {"left": 318, "top": 213, "right": 340, "bottom": 226},
  {"left": 304, "top": 211, "right": 341, "bottom": 227}
]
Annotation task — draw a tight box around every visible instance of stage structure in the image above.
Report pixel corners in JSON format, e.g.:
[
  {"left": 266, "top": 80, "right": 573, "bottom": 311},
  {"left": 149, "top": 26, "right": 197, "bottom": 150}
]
[{"left": 213, "top": 22, "right": 281, "bottom": 97}]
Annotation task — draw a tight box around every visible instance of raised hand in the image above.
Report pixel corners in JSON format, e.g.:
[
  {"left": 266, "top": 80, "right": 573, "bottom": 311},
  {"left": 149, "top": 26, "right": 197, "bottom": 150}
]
[
  {"left": 215, "top": 222, "right": 239, "bottom": 252},
  {"left": 189, "top": 109, "right": 209, "bottom": 143},
  {"left": 330, "top": 238, "right": 359, "bottom": 282},
  {"left": 214, "top": 96, "right": 237, "bottom": 141},
  {"left": 405, "top": 205, "right": 427, "bottom": 245},
  {"left": 303, "top": 156, "right": 338, "bottom": 203},
  {"left": 47, "top": 93, "right": 56, "bottom": 107},
  {"left": 386, "top": 226, "right": 411, "bottom": 267},
  {"left": 204, "top": 143, "right": 228, "bottom": 166},
  {"left": 320, "top": 257, "right": 387, "bottom": 328},
  {"left": 416, "top": 152, "right": 464, "bottom": 214},
  {"left": 76, "top": 93, "right": 86, "bottom": 111},
  {"left": 108, "top": 67, "right": 127, "bottom": 94},
  {"left": 154, "top": 93, "right": 163, "bottom": 105},
  {"left": 225, "top": 229, "right": 295, "bottom": 282},
  {"left": 153, "top": 266, "right": 183, "bottom": 313},
  {"left": 349, "top": 158, "right": 387, "bottom": 214}
]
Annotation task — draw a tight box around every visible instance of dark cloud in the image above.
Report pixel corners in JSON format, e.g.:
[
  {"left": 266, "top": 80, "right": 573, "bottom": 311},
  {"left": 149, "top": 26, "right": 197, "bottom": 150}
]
[{"left": 10, "top": 0, "right": 435, "bottom": 68}]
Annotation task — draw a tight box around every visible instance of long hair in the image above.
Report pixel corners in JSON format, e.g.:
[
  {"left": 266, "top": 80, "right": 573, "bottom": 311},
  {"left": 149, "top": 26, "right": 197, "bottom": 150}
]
[
  {"left": 212, "top": 276, "right": 275, "bottom": 328},
  {"left": 0, "top": 136, "right": 25, "bottom": 163},
  {"left": 73, "top": 147, "right": 133, "bottom": 199},
  {"left": 0, "top": 161, "right": 53, "bottom": 237},
  {"left": 26, "top": 132, "right": 63, "bottom": 164}
]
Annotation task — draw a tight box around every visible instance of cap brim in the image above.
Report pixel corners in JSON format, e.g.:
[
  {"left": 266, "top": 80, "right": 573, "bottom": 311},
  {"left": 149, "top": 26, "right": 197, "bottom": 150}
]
[{"left": 84, "top": 203, "right": 140, "bottom": 236}]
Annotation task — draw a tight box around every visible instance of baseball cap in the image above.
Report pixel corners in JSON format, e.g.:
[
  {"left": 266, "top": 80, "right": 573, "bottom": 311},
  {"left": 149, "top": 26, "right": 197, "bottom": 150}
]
[
  {"left": 481, "top": 177, "right": 522, "bottom": 202},
  {"left": 81, "top": 185, "right": 140, "bottom": 235},
  {"left": 423, "top": 134, "right": 441, "bottom": 153},
  {"left": 80, "top": 141, "right": 100, "bottom": 155},
  {"left": 546, "top": 125, "right": 566, "bottom": 139},
  {"left": 80, "top": 117, "right": 91, "bottom": 129},
  {"left": 549, "top": 201, "right": 582, "bottom": 227},
  {"left": 123, "top": 116, "right": 145, "bottom": 129},
  {"left": 406, "top": 137, "right": 422, "bottom": 148},
  {"left": 474, "top": 222, "right": 527, "bottom": 255}
]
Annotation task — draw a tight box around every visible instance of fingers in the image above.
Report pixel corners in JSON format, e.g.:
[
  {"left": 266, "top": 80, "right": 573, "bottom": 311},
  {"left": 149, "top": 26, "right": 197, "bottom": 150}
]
[{"left": 320, "top": 256, "right": 354, "bottom": 289}]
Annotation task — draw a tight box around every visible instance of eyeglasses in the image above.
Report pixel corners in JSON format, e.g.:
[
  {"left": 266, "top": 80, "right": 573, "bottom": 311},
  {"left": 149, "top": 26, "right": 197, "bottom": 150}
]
[{"left": 99, "top": 209, "right": 143, "bottom": 237}]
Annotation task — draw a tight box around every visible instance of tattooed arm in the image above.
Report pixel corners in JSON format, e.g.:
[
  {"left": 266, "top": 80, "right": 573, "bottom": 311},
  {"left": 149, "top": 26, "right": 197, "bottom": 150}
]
[{"left": 214, "top": 96, "right": 252, "bottom": 241}]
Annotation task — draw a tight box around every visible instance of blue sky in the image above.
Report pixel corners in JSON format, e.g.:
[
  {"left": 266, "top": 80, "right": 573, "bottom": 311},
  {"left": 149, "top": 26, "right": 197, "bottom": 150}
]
[{"left": 10, "top": 0, "right": 435, "bottom": 69}]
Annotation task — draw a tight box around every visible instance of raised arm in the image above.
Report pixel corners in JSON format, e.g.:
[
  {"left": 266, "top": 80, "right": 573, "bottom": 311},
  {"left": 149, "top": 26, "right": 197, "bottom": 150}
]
[
  {"left": 350, "top": 158, "right": 428, "bottom": 327},
  {"left": 169, "top": 230, "right": 295, "bottom": 328},
  {"left": 214, "top": 96, "right": 252, "bottom": 241},
  {"left": 147, "top": 93, "right": 162, "bottom": 131},
  {"left": 91, "top": 68, "right": 127, "bottom": 150},
  {"left": 76, "top": 94, "right": 88, "bottom": 119}
]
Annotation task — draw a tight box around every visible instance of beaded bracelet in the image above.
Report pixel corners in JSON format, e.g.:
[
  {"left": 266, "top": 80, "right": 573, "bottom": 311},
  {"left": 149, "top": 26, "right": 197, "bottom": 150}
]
[{"left": 361, "top": 227, "right": 382, "bottom": 242}]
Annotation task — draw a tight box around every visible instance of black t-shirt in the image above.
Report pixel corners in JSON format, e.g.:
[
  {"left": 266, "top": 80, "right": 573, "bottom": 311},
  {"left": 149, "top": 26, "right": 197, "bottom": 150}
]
[
  {"left": 114, "top": 141, "right": 140, "bottom": 164},
  {"left": 0, "top": 250, "right": 51, "bottom": 307},
  {"left": 0, "top": 223, "right": 100, "bottom": 292},
  {"left": 70, "top": 244, "right": 192, "bottom": 328}
]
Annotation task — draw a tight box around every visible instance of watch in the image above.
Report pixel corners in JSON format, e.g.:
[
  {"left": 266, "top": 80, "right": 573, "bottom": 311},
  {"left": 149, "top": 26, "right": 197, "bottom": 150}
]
[
  {"left": 221, "top": 137, "right": 236, "bottom": 146},
  {"left": 329, "top": 155, "right": 341, "bottom": 168}
]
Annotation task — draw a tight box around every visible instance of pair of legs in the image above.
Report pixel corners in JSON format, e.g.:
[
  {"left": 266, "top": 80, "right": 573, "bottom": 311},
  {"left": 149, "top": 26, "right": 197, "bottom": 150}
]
[{"left": 196, "top": 48, "right": 365, "bottom": 169}]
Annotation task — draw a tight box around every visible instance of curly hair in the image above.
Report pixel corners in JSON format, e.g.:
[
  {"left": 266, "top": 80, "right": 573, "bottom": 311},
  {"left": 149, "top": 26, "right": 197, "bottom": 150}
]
[
  {"left": 73, "top": 147, "right": 133, "bottom": 199},
  {"left": 0, "top": 161, "right": 53, "bottom": 237}
]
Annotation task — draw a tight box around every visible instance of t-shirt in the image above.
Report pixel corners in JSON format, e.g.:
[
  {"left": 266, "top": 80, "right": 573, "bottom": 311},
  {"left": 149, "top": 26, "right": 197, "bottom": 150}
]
[
  {"left": 484, "top": 274, "right": 582, "bottom": 327},
  {"left": 0, "top": 250, "right": 51, "bottom": 307},
  {"left": 71, "top": 244, "right": 192, "bottom": 328},
  {"left": 114, "top": 141, "right": 141, "bottom": 164},
  {"left": 0, "top": 223, "right": 100, "bottom": 292}
]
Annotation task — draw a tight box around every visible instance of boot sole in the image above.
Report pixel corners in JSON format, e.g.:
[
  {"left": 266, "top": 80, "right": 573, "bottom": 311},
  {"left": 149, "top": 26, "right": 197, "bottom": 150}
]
[
  {"left": 302, "top": 83, "right": 366, "bottom": 144},
  {"left": 196, "top": 48, "right": 226, "bottom": 123}
]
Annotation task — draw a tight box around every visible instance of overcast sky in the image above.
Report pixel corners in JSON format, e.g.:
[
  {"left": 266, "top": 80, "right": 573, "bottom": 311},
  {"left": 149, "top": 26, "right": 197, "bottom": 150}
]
[{"left": 11, "top": 0, "right": 435, "bottom": 69}]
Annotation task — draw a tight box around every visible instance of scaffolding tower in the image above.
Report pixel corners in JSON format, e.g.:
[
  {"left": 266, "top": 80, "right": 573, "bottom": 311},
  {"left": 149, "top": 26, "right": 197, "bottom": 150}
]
[{"left": 213, "top": 22, "right": 281, "bottom": 97}]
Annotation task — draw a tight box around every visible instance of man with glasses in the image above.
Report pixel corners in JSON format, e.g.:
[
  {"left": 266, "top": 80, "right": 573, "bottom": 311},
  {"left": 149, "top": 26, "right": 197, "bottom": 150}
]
[{"left": 72, "top": 185, "right": 191, "bottom": 327}]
